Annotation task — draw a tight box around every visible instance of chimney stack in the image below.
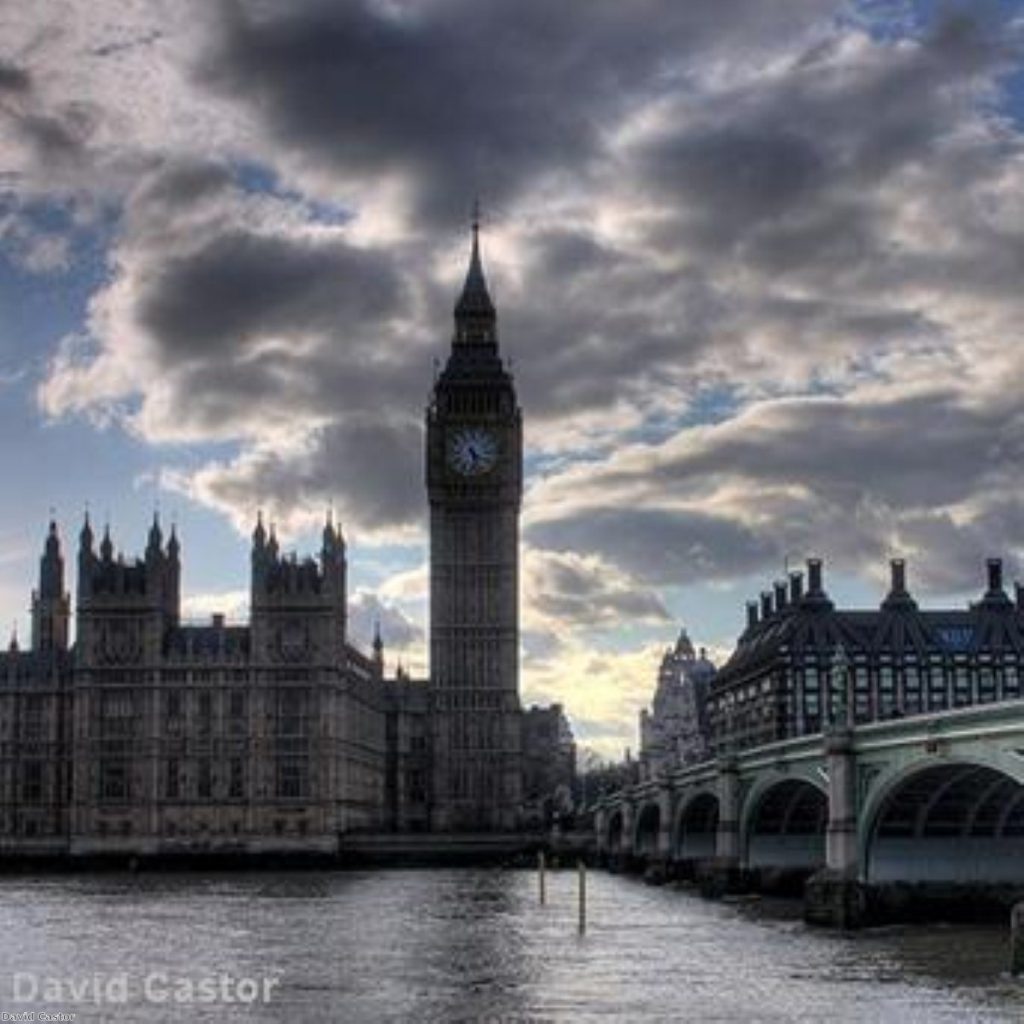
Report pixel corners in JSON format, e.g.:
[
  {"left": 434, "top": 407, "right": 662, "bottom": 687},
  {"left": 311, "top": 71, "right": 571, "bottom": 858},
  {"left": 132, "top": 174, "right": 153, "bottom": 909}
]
[
  {"left": 746, "top": 600, "right": 759, "bottom": 629},
  {"left": 789, "top": 571, "right": 804, "bottom": 604},
  {"left": 761, "top": 591, "right": 773, "bottom": 619},
  {"left": 890, "top": 558, "right": 906, "bottom": 594},
  {"left": 1016, "top": 582, "right": 1024, "bottom": 614},
  {"left": 807, "top": 558, "right": 823, "bottom": 595},
  {"left": 988, "top": 558, "right": 1004, "bottom": 595},
  {"left": 774, "top": 581, "right": 788, "bottom": 611}
]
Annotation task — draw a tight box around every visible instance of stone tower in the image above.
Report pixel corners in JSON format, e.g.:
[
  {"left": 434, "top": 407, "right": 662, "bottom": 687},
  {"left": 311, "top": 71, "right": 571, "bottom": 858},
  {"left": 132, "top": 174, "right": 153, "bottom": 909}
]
[
  {"left": 31, "top": 520, "right": 70, "bottom": 654},
  {"left": 426, "top": 217, "right": 523, "bottom": 832}
]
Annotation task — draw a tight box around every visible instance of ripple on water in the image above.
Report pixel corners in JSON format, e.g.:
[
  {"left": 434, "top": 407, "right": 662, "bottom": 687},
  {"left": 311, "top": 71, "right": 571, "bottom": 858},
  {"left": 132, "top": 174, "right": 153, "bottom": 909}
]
[{"left": 0, "top": 870, "right": 1022, "bottom": 1022}]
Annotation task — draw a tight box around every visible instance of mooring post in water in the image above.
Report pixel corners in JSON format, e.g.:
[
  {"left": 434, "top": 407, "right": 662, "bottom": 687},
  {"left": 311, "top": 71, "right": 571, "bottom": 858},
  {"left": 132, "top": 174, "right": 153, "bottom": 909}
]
[
  {"left": 578, "top": 858, "right": 587, "bottom": 935},
  {"left": 538, "top": 850, "right": 546, "bottom": 905},
  {"left": 1011, "top": 902, "right": 1024, "bottom": 975}
]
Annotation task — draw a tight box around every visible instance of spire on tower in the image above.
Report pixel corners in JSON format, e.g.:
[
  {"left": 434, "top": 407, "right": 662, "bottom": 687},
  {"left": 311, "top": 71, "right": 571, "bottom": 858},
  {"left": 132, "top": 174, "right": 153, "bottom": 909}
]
[
  {"left": 100, "top": 524, "right": 113, "bottom": 562},
  {"left": 147, "top": 510, "right": 163, "bottom": 556},
  {"left": 323, "top": 507, "right": 335, "bottom": 551},
  {"left": 45, "top": 517, "right": 59, "bottom": 557},
  {"left": 253, "top": 509, "right": 266, "bottom": 549},
  {"left": 454, "top": 202, "right": 496, "bottom": 343},
  {"left": 372, "top": 619, "right": 384, "bottom": 672},
  {"left": 80, "top": 511, "right": 93, "bottom": 552}
]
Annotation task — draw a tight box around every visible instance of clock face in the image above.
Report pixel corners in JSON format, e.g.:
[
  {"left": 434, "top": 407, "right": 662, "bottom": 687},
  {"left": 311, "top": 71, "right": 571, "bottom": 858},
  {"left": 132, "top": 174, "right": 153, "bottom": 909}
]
[{"left": 448, "top": 427, "right": 499, "bottom": 476}]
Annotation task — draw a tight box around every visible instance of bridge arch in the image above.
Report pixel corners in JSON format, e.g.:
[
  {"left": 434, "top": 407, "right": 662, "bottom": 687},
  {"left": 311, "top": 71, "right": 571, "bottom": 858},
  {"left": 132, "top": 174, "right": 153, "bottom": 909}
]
[
  {"left": 743, "top": 775, "right": 827, "bottom": 871},
  {"left": 634, "top": 802, "right": 661, "bottom": 859},
  {"left": 863, "top": 758, "right": 1024, "bottom": 883},
  {"left": 673, "top": 790, "right": 719, "bottom": 861}
]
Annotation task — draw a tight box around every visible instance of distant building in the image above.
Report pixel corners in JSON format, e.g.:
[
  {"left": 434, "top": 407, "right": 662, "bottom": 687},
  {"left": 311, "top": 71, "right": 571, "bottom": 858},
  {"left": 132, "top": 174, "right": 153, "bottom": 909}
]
[
  {"left": 707, "top": 557, "right": 1024, "bottom": 756},
  {"left": 639, "top": 629, "right": 715, "bottom": 778},
  {"left": 522, "top": 703, "right": 576, "bottom": 826}
]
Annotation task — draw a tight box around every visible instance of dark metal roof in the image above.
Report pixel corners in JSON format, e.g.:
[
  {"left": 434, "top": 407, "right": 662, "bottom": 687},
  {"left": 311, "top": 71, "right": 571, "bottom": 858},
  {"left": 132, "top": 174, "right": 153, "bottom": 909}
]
[{"left": 715, "top": 583, "right": 1024, "bottom": 690}]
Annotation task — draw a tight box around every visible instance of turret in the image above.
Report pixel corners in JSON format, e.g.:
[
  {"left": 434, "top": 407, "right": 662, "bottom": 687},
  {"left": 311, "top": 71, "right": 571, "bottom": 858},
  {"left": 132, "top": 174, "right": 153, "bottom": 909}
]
[
  {"left": 373, "top": 619, "right": 384, "bottom": 676},
  {"left": 100, "top": 524, "right": 113, "bottom": 563},
  {"left": 77, "top": 512, "right": 94, "bottom": 600},
  {"left": 165, "top": 523, "right": 181, "bottom": 624},
  {"left": 146, "top": 511, "right": 163, "bottom": 561},
  {"left": 32, "top": 519, "right": 70, "bottom": 652}
]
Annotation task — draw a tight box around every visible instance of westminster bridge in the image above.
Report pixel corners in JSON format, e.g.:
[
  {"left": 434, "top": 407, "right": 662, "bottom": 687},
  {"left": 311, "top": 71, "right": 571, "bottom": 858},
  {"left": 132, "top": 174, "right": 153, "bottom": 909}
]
[{"left": 592, "top": 701, "right": 1024, "bottom": 926}]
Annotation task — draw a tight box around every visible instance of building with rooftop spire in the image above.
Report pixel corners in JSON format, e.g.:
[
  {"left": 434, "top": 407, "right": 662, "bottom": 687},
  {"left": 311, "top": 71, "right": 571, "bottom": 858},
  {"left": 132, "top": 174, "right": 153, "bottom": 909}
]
[
  {"left": 638, "top": 629, "right": 715, "bottom": 779},
  {"left": 427, "top": 210, "right": 524, "bottom": 831},
  {"left": 0, "top": 219, "right": 568, "bottom": 859}
]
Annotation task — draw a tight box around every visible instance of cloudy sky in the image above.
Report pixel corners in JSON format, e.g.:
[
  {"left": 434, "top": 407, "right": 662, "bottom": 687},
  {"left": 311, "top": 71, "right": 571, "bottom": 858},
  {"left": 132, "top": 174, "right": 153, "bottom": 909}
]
[{"left": 2, "top": 0, "right": 1024, "bottom": 757}]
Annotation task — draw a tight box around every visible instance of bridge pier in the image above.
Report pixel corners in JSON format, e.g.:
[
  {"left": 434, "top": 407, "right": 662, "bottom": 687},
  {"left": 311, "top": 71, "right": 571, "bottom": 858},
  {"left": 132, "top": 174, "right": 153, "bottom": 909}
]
[
  {"left": 619, "top": 802, "right": 635, "bottom": 871},
  {"left": 594, "top": 808, "right": 607, "bottom": 861},
  {"left": 806, "top": 728, "right": 867, "bottom": 928},
  {"left": 702, "top": 757, "right": 745, "bottom": 896}
]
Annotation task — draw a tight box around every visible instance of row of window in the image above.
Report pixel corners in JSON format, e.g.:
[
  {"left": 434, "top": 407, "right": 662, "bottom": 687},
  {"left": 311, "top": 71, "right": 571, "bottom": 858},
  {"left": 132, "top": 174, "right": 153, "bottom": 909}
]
[{"left": 98, "top": 758, "right": 310, "bottom": 803}]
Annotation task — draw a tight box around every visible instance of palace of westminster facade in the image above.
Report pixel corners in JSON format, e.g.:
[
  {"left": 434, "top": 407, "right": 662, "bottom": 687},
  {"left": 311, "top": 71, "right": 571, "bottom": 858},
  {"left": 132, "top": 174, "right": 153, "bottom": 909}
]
[{"left": 0, "top": 226, "right": 575, "bottom": 857}]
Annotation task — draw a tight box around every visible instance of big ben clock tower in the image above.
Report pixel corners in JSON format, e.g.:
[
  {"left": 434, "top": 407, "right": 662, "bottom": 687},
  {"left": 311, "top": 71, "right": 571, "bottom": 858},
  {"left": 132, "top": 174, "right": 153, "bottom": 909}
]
[{"left": 427, "top": 216, "right": 523, "bottom": 832}]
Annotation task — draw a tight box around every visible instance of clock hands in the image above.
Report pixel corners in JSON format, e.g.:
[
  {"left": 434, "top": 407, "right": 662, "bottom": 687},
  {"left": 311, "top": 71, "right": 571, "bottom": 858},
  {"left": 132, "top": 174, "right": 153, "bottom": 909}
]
[{"left": 450, "top": 430, "right": 496, "bottom": 474}]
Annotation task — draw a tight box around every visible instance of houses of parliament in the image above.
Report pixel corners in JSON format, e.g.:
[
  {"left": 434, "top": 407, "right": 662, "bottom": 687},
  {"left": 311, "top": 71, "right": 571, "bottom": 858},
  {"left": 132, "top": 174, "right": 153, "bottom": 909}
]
[{"left": 0, "top": 225, "right": 574, "bottom": 858}]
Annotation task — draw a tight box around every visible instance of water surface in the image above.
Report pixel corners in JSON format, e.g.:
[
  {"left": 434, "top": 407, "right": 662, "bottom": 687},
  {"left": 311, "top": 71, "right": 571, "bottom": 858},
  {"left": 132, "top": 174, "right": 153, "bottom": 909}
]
[{"left": 0, "top": 869, "right": 1020, "bottom": 1022}]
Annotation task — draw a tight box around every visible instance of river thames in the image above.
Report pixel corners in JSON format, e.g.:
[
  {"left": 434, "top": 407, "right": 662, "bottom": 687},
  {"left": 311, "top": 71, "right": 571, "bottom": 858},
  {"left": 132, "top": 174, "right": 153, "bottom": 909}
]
[{"left": 0, "top": 868, "right": 1022, "bottom": 1022}]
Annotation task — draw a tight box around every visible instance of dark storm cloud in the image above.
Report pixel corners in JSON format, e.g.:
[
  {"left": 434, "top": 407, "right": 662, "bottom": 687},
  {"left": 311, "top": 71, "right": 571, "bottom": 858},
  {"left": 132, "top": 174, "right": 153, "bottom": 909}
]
[
  {"left": 526, "top": 549, "right": 670, "bottom": 627},
  {"left": 638, "top": 7, "right": 1020, "bottom": 272},
  {"left": 137, "top": 229, "right": 401, "bottom": 358},
  {"left": 15, "top": 112, "right": 88, "bottom": 168},
  {"left": 644, "top": 391, "right": 1015, "bottom": 510},
  {"left": 0, "top": 61, "right": 31, "bottom": 94},
  {"left": 199, "top": 0, "right": 834, "bottom": 226},
  {"left": 131, "top": 158, "right": 233, "bottom": 211},
  {"left": 527, "top": 388, "right": 1024, "bottom": 595},
  {"left": 35, "top": 1, "right": 1024, "bottom": 569},
  {"left": 528, "top": 508, "right": 777, "bottom": 586},
  {"left": 193, "top": 417, "right": 424, "bottom": 532}
]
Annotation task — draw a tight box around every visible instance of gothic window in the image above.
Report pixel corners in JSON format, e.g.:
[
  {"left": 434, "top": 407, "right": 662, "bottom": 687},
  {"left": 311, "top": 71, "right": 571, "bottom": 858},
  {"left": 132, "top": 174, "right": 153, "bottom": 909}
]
[
  {"left": 165, "top": 759, "right": 180, "bottom": 800},
  {"left": 164, "top": 689, "right": 182, "bottom": 719},
  {"left": 99, "top": 761, "right": 129, "bottom": 802},
  {"left": 99, "top": 691, "right": 134, "bottom": 738},
  {"left": 197, "top": 758, "right": 212, "bottom": 799},
  {"left": 276, "top": 688, "right": 309, "bottom": 736},
  {"left": 198, "top": 692, "right": 213, "bottom": 737},
  {"left": 21, "top": 762, "right": 42, "bottom": 802},
  {"left": 276, "top": 759, "right": 307, "bottom": 800},
  {"left": 229, "top": 758, "right": 244, "bottom": 799}
]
